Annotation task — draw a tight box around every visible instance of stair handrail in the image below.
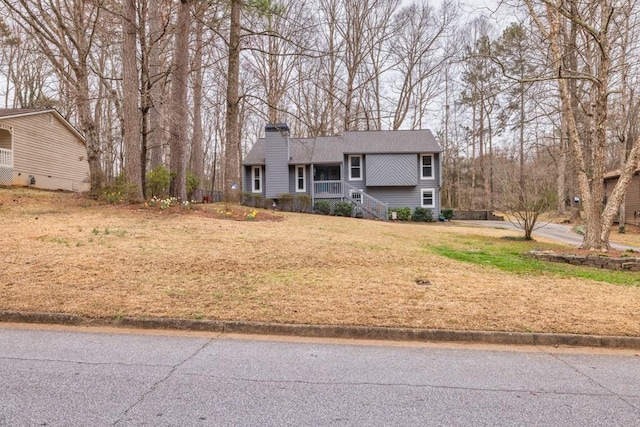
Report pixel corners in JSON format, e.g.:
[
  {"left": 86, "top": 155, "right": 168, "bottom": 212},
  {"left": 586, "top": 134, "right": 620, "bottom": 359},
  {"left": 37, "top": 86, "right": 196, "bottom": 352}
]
[{"left": 342, "top": 181, "right": 388, "bottom": 220}]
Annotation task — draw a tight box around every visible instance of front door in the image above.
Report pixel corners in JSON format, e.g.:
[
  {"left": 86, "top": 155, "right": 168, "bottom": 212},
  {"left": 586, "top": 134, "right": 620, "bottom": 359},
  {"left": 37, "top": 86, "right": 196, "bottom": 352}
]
[
  {"left": 314, "top": 166, "right": 329, "bottom": 181},
  {"left": 314, "top": 165, "right": 340, "bottom": 181}
]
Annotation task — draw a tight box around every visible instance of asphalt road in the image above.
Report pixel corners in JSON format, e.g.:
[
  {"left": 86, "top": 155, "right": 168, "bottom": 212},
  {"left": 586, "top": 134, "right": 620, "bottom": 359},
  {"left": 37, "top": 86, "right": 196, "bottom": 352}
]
[
  {"left": 457, "top": 220, "right": 640, "bottom": 252},
  {"left": 1, "top": 325, "right": 639, "bottom": 426}
]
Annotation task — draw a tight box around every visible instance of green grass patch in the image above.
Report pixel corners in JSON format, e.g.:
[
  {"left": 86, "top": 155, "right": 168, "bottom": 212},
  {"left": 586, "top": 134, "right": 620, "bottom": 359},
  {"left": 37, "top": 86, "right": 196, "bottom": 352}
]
[{"left": 431, "top": 234, "right": 640, "bottom": 287}]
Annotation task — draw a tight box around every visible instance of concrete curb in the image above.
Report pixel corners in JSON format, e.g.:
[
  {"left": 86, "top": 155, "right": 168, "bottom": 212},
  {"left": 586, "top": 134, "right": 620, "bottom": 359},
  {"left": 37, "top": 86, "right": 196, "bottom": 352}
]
[{"left": 1, "top": 310, "right": 639, "bottom": 349}]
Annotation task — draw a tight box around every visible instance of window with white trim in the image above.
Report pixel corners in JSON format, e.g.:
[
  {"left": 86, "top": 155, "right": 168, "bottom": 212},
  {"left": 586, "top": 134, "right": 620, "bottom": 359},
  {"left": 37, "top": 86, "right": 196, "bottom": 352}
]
[
  {"left": 252, "top": 166, "right": 262, "bottom": 193},
  {"left": 421, "top": 188, "right": 434, "bottom": 208},
  {"left": 349, "top": 189, "right": 362, "bottom": 204},
  {"left": 421, "top": 154, "right": 433, "bottom": 179},
  {"left": 349, "top": 155, "right": 362, "bottom": 181},
  {"left": 295, "top": 165, "right": 306, "bottom": 192}
]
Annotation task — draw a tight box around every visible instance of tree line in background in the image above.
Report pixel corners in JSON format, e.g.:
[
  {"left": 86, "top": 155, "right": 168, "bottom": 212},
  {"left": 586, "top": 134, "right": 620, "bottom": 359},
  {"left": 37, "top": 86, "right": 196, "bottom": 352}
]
[{"left": 1, "top": 0, "right": 639, "bottom": 250}]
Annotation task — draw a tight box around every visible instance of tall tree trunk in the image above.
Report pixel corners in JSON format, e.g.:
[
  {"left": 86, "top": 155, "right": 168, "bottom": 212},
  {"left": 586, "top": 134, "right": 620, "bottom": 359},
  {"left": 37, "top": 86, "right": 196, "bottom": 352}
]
[
  {"left": 223, "top": 0, "right": 241, "bottom": 203},
  {"left": 148, "top": 0, "right": 167, "bottom": 169},
  {"left": 76, "top": 68, "right": 104, "bottom": 194},
  {"left": 123, "top": 0, "right": 142, "bottom": 200},
  {"left": 470, "top": 101, "right": 477, "bottom": 209},
  {"left": 168, "top": 0, "right": 190, "bottom": 200},
  {"left": 535, "top": 0, "right": 640, "bottom": 251},
  {"left": 557, "top": 119, "right": 567, "bottom": 215},
  {"left": 190, "top": 15, "right": 204, "bottom": 194}
]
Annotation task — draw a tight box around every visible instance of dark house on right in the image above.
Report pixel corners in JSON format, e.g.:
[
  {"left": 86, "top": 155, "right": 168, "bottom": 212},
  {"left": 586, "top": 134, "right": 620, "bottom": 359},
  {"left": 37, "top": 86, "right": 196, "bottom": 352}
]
[{"left": 604, "top": 166, "right": 640, "bottom": 226}]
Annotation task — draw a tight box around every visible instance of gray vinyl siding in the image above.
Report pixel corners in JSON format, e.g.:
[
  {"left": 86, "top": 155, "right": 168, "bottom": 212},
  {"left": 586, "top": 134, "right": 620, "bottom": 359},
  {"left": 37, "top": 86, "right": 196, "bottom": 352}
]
[
  {"left": 243, "top": 166, "right": 248, "bottom": 192},
  {"left": 366, "top": 154, "right": 417, "bottom": 186},
  {"left": 264, "top": 130, "right": 289, "bottom": 198},
  {"left": 342, "top": 152, "right": 440, "bottom": 211},
  {"left": 418, "top": 153, "right": 440, "bottom": 183},
  {"left": 344, "top": 154, "right": 365, "bottom": 188},
  {"left": 366, "top": 187, "right": 440, "bottom": 213},
  {"left": 243, "top": 165, "right": 265, "bottom": 196},
  {"left": 288, "top": 165, "right": 311, "bottom": 195},
  {"left": 244, "top": 125, "right": 444, "bottom": 216}
]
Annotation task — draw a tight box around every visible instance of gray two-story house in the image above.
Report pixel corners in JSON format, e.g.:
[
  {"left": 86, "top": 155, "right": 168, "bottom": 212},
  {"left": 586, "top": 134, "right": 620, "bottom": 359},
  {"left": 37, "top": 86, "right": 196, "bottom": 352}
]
[{"left": 242, "top": 123, "right": 443, "bottom": 220}]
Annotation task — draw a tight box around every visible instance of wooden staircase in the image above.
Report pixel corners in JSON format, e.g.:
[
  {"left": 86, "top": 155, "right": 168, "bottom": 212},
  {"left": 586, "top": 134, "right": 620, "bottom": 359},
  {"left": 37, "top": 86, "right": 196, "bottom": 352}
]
[{"left": 343, "top": 181, "right": 388, "bottom": 221}]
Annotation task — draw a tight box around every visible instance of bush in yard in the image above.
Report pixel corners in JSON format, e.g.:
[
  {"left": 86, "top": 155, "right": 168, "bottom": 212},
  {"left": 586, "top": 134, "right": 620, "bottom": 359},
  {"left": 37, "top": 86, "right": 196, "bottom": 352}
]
[
  {"left": 100, "top": 174, "right": 140, "bottom": 204},
  {"left": 295, "top": 194, "right": 312, "bottom": 212},
  {"left": 333, "top": 202, "right": 354, "bottom": 217},
  {"left": 242, "top": 192, "right": 266, "bottom": 208},
  {"left": 240, "top": 192, "right": 253, "bottom": 206},
  {"left": 186, "top": 172, "right": 200, "bottom": 201},
  {"left": 441, "top": 208, "right": 454, "bottom": 220},
  {"left": 413, "top": 207, "right": 434, "bottom": 222},
  {"left": 389, "top": 207, "right": 412, "bottom": 221},
  {"left": 146, "top": 165, "right": 170, "bottom": 199},
  {"left": 277, "top": 193, "right": 294, "bottom": 211},
  {"left": 314, "top": 200, "right": 331, "bottom": 215}
]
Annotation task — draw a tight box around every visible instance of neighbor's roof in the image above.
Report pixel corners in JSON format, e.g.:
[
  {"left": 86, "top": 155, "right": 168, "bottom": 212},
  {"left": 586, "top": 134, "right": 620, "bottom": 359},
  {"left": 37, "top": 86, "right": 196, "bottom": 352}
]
[
  {"left": 243, "top": 128, "right": 441, "bottom": 165},
  {"left": 604, "top": 160, "right": 640, "bottom": 180},
  {"left": 0, "top": 108, "right": 42, "bottom": 118},
  {"left": 0, "top": 108, "right": 86, "bottom": 142}
]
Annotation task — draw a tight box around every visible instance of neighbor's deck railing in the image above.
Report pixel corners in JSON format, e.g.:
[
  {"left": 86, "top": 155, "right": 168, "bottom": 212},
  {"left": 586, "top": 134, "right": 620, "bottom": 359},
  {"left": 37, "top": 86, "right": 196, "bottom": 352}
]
[{"left": 0, "top": 148, "right": 12, "bottom": 168}]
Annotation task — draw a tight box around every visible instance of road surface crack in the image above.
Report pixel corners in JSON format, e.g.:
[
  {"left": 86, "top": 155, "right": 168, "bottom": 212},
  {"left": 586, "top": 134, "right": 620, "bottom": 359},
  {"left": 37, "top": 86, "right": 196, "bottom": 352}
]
[
  {"left": 112, "top": 334, "right": 220, "bottom": 426},
  {"left": 547, "top": 352, "right": 640, "bottom": 411}
]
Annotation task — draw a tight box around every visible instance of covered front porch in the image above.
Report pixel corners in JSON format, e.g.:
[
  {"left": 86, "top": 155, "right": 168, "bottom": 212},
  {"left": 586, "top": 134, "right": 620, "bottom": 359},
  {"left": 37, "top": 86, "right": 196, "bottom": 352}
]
[
  {"left": 311, "top": 164, "right": 388, "bottom": 220},
  {"left": 0, "top": 148, "right": 13, "bottom": 185},
  {"left": 0, "top": 126, "right": 12, "bottom": 168},
  {"left": 313, "top": 163, "right": 345, "bottom": 199},
  {"left": 0, "top": 125, "right": 14, "bottom": 185},
  {"left": 0, "top": 148, "right": 12, "bottom": 168}
]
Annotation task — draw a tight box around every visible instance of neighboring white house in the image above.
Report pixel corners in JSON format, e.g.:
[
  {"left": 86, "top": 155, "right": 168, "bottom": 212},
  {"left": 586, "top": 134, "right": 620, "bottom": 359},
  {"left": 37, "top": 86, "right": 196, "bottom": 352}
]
[{"left": 0, "top": 109, "right": 90, "bottom": 192}]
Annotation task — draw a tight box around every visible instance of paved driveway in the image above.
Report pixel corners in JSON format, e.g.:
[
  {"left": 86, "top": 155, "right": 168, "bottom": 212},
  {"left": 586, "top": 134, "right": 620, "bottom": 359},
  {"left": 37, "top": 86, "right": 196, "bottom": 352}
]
[{"left": 456, "top": 220, "right": 640, "bottom": 252}]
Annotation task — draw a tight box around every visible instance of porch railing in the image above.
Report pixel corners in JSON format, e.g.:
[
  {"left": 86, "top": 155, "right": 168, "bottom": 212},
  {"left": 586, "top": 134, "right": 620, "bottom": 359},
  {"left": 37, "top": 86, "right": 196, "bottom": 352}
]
[
  {"left": 0, "top": 148, "right": 12, "bottom": 168},
  {"left": 343, "top": 181, "right": 388, "bottom": 221},
  {"left": 314, "top": 180, "right": 342, "bottom": 197}
]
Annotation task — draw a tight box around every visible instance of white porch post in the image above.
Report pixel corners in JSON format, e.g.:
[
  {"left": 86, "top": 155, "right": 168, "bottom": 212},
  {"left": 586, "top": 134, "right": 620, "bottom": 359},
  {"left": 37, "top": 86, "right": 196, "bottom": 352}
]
[{"left": 310, "top": 163, "right": 315, "bottom": 205}]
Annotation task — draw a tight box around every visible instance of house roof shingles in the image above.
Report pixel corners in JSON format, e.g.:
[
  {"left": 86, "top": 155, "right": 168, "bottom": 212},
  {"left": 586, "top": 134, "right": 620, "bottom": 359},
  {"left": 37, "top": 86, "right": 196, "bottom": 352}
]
[
  {"left": 0, "top": 108, "right": 46, "bottom": 118},
  {"left": 0, "top": 108, "right": 86, "bottom": 142},
  {"left": 243, "top": 128, "right": 441, "bottom": 165}
]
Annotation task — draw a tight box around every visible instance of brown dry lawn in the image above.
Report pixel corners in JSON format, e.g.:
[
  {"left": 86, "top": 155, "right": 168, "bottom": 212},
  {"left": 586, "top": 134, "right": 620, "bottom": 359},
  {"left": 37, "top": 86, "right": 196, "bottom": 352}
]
[{"left": 1, "top": 187, "right": 639, "bottom": 336}]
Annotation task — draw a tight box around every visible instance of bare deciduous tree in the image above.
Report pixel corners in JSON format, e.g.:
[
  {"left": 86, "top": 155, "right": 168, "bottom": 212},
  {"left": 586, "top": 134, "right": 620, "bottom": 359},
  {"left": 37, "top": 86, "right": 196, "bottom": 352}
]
[
  {"left": 524, "top": 0, "right": 640, "bottom": 251},
  {"left": 496, "top": 155, "right": 558, "bottom": 240},
  {"left": 123, "top": 0, "right": 143, "bottom": 199},
  {"left": 168, "top": 0, "right": 190, "bottom": 200},
  {"left": 3, "top": 0, "right": 105, "bottom": 192}
]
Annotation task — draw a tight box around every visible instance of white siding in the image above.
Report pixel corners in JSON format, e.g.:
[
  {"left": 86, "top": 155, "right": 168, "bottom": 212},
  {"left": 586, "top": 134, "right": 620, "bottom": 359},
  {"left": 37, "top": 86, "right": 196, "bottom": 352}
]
[{"left": 2, "top": 113, "right": 90, "bottom": 192}]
